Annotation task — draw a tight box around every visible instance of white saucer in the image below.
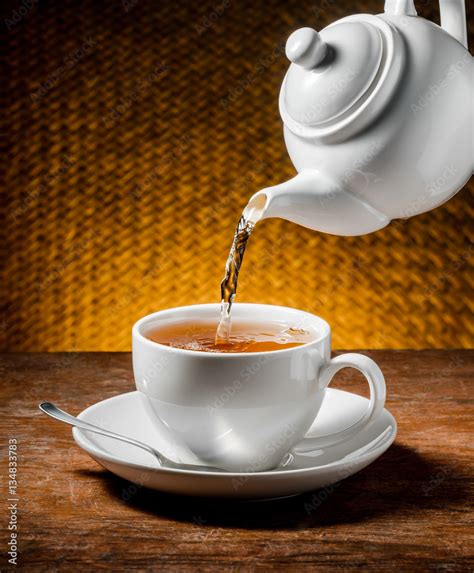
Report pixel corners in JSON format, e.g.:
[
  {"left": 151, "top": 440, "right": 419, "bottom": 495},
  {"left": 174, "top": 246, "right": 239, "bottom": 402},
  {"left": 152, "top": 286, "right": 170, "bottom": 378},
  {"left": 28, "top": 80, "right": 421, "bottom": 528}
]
[{"left": 72, "top": 389, "right": 396, "bottom": 499}]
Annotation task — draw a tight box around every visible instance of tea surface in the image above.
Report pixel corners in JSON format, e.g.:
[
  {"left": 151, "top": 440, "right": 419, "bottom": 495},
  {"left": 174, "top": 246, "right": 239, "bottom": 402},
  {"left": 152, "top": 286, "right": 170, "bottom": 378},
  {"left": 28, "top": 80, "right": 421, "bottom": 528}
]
[{"left": 146, "top": 320, "right": 315, "bottom": 353}]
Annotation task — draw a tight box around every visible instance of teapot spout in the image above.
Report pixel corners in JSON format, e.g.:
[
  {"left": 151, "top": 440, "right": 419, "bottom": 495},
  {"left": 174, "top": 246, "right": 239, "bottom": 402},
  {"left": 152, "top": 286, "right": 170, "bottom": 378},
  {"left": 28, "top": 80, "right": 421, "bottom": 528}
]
[{"left": 243, "top": 170, "right": 390, "bottom": 236}]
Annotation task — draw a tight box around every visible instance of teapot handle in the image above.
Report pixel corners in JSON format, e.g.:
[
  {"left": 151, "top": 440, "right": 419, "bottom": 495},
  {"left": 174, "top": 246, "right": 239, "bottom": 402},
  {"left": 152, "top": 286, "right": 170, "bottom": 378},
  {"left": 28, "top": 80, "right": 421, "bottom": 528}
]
[{"left": 384, "top": 0, "right": 467, "bottom": 49}]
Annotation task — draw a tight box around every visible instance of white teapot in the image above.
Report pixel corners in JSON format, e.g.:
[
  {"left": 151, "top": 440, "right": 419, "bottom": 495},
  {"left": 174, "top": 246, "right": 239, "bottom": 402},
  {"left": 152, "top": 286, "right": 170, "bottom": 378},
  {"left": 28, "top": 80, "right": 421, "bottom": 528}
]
[{"left": 244, "top": 0, "right": 473, "bottom": 235}]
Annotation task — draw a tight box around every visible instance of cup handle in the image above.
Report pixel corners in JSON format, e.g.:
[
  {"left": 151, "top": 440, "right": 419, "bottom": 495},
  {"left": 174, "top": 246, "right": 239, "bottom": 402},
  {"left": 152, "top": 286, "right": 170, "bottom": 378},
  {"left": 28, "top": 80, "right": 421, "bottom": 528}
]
[{"left": 293, "top": 353, "right": 386, "bottom": 453}]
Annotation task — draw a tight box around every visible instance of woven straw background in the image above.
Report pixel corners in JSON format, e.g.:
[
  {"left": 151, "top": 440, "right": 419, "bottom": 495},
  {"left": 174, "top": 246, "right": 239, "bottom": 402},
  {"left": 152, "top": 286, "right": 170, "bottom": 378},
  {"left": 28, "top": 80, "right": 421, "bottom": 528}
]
[{"left": 3, "top": 0, "right": 473, "bottom": 351}]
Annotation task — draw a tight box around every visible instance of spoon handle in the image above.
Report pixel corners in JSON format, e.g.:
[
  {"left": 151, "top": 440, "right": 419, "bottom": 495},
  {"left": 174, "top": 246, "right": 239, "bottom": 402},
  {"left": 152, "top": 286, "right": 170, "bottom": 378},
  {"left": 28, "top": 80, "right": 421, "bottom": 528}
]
[{"left": 39, "top": 402, "right": 164, "bottom": 465}]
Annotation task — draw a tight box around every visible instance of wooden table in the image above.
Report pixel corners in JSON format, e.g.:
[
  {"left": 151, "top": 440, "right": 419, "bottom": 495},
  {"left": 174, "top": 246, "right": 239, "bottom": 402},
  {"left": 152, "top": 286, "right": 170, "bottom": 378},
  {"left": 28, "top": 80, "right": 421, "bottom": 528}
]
[{"left": 0, "top": 351, "right": 472, "bottom": 571}]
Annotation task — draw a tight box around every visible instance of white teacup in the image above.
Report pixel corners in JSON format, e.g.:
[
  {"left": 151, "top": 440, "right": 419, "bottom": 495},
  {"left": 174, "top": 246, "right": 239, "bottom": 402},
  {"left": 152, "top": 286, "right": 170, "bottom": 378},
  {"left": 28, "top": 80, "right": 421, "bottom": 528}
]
[{"left": 132, "top": 303, "right": 386, "bottom": 472}]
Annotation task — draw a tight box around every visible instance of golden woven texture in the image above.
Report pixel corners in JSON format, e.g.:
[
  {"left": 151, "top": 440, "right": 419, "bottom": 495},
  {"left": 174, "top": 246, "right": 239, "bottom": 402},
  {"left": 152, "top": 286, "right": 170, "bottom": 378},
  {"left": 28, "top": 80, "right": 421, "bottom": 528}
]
[{"left": 3, "top": 0, "right": 473, "bottom": 351}]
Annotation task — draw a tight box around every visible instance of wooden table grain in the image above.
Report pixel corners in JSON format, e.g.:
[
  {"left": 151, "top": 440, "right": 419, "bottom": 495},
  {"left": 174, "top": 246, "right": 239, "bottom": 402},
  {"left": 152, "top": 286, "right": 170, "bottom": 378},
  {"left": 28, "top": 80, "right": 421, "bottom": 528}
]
[{"left": 0, "top": 351, "right": 472, "bottom": 572}]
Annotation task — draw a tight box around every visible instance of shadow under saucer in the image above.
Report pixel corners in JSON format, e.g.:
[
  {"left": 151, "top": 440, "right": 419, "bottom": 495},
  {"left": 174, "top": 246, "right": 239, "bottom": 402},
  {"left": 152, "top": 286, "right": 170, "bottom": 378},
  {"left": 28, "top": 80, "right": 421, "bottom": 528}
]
[{"left": 76, "top": 443, "right": 468, "bottom": 531}]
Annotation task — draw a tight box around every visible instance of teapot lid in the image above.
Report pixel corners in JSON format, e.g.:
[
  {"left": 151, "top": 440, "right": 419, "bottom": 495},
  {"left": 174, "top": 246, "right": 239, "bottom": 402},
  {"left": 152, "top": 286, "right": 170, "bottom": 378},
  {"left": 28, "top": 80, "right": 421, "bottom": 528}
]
[{"left": 280, "top": 15, "right": 405, "bottom": 142}]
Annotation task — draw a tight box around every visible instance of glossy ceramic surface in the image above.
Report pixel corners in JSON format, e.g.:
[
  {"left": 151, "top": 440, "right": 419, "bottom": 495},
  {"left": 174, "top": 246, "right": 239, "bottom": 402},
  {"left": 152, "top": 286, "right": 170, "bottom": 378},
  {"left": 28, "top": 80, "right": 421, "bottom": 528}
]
[
  {"left": 244, "top": 0, "right": 473, "bottom": 235},
  {"left": 132, "top": 304, "right": 386, "bottom": 472},
  {"left": 72, "top": 389, "right": 397, "bottom": 499}
]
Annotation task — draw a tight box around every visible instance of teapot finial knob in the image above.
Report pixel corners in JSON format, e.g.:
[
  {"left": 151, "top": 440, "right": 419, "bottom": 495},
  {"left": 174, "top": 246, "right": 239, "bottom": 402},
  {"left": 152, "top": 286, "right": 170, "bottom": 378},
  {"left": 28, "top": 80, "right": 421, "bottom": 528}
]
[{"left": 285, "top": 27, "right": 327, "bottom": 70}]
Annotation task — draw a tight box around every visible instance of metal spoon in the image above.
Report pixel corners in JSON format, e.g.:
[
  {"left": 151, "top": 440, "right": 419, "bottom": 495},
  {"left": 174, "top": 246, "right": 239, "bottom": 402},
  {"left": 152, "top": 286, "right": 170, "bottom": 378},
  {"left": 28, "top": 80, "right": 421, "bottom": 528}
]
[{"left": 39, "top": 402, "right": 227, "bottom": 473}]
